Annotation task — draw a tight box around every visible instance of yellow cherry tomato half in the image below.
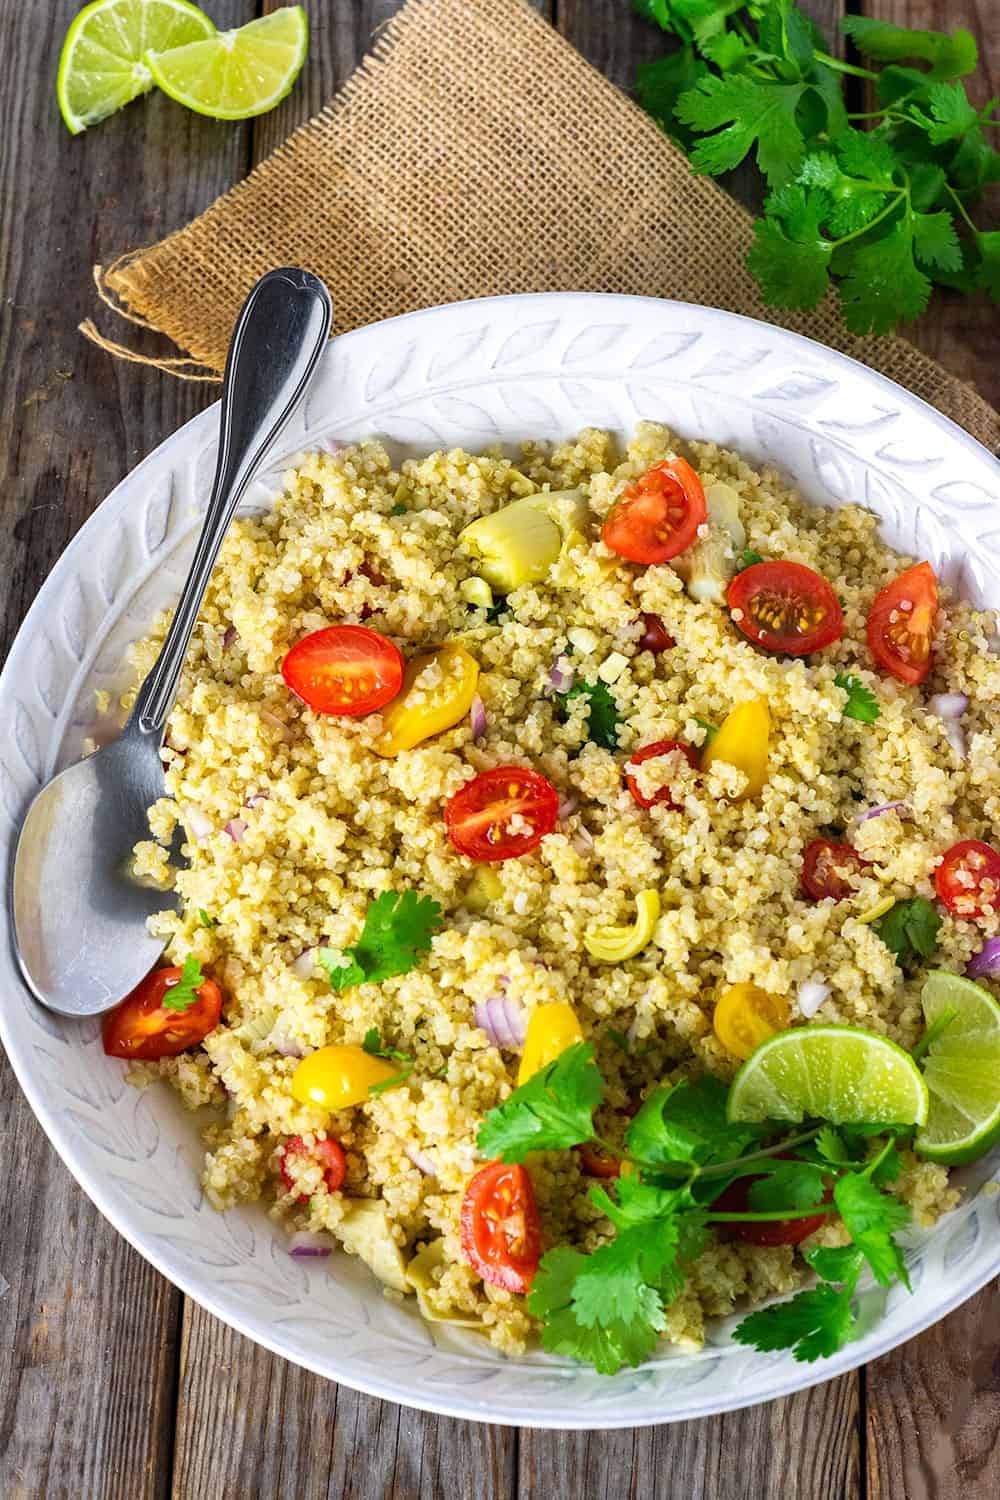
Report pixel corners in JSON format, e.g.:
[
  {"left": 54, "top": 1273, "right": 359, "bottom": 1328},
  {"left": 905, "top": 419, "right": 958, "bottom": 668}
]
[
  {"left": 518, "top": 1002, "right": 584, "bottom": 1085},
  {"left": 291, "top": 1044, "right": 398, "bottom": 1109},
  {"left": 713, "top": 982, "right": 790, "bottom": 1061},
  {"left": 701, "top": 698, "right": 770, "bottom": 799},
  {"left": 375, "top": 644, "right": 480, "bottom": 756}
]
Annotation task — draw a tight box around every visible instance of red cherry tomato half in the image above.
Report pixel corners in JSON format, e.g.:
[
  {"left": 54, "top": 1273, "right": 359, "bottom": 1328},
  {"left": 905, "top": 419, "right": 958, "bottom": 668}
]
[
  {"left": 638, "top": 612, "right": 676, "bottom": 654},
  {"left": 280, "top": 1136, "right": 347, "bottom": 1201},
  {"left": 625, "top": 740, "right": 699, "bottom": 810},
  {"left": 460, "top": 1160, "right": 542, "bottom": 1293},
  {"left": 576, "top": 1142, "right": 622, "bottom": 1179},
  {"left": 445, "top": 765, "right": 559, "bottom": 862},
  {"left": 281, "top": 625, "right": 404, "bottom": 716},
  {"left": 102, "top": 967, "right": 223, "bottom": 1061},
  {"left": 601, "top": 458, "right": 707, "bottom": 565},
  {"left": 727, "top": 562, "right": 843, "bottom": 656},
  {"left": 711, "top": 1174, "right": 831, "bottom": 1246},
  {"left": 935, "top": 839, "right": 1000, "bottom": 918},
  {"left": 866, "top": 561, "right": 939, "bottom": 686},
  {"left": 801, "top": 839, "right": 869, "bottom": 901}
]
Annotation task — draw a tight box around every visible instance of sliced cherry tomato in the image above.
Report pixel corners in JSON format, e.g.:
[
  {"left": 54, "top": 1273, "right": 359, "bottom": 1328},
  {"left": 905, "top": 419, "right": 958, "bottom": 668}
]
[
  {"left": 801, "top": 839, "right": 869, "bottom": 901},
  {"left": 637, "top": 612, "right": 675, "bottom": 653},
  {"left": 280, "top": 1136, "right": 347, "bottom": 1201},
  {"left": 727, "top": 561, "right": 843, "bottom": 656},
  {"left": 102, "top": 967, "right": 223, "bottom": 1061},
  {"left": 576, "top": 1142, "right": 622, "bottom": 1179},
  {"left": 446, "top": 765, "right": 559, "bottom": 862},
  {"left": 460, "top": 1160, "right": 542, "bottom": 1293},
  {"left": 935, "top": 839, "right": 1000, "bottom": 918},
  {"left": 602, "top": 458, "right": 707, "bottom": 565},
  {"left": 711, "top": 1173, "right": 831, "bottom": 1246},
  {"left": 282, "top": 625, "right": 404, "bottom": 716},
  {"left": 624, "top": 739, "right": 699, "bottom": 810},
  {"left": 866, "top": 561, "right": 938, "bottom": 686}
]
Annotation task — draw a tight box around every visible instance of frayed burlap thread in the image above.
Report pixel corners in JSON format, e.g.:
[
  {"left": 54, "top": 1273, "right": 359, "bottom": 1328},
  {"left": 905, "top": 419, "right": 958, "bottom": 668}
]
[{"left": 84, "top": 0, "right": 1000, "bottom": 450}]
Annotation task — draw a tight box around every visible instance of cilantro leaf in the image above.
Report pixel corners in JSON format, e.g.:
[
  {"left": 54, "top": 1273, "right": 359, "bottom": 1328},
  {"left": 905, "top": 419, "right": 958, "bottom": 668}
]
[
  {"left": 625, "top": 1077, "right": 760, "bottom": 1168},
  {"left": 747, "top": 216, "right": 831, "bottom": 311},
  {"left": 528, "top": 1248, "right": 664, "bottom": 1375},
  {"left": 838, "top": 216, "right": 932, "bottom": 335},
  {"left": 634, "top": 48, "right": 711, "bottom": 150},
  {"left": 841, "top": 17, "right": 978, "bottom": 80},
  {"left": 873, "top": 896, "right": 942, "bottom": 968},
  {"left": 975, "top": 231, "right": 1000, "bottom": 299},
  {"left": 675, "top": 76, "right": 808, "bottom": 187},
  {"left": 559, "top": 680, "right": 622, "bottom": 750},
  {"left": 161, "top": 955, "right": 205, "bottom": 1013},
  {"left": 197, "top": 908, "right": 215, "bottom": 929},
  {"left": 362, "top": 1027, "right": 412, "bottom": 1063},
  {"left": 735, "top": 548, "right": 764, "bottom": 572},
  {"left": 747, "top": 1160, "right": 828, "bottom": 1212},
  {"left": 571, "top": 1220, "right": 684, "bottom": 1330},
  {"left": 834, "top": 673, "right": 881, "bottom": 724},
  {"left": 318, "top": 891, "right": 442, "bottom": 992},
  {"left": 733, "top": 1282, "right": 856, "bottom": 1362},
  {"left": 909, "top": 80, "right": 981, "bottom": 145},
  {"left": 477, "top": 1042, "right": 603, "bottom": 1162},
  {"left": 834, "top": 1173, "right": 911, "bottom": 1289},
  {"left": 805, "top": 1243, "right": 865, "bottom": 1284},
  {"left": 693, "top": 715, "right": 718, "bottom": 744}
]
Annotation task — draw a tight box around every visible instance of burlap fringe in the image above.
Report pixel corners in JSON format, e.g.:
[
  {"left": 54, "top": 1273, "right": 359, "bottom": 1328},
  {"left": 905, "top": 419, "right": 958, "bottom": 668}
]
[{"left": 81, "top": 259, "right": 221, "bottom": 380}]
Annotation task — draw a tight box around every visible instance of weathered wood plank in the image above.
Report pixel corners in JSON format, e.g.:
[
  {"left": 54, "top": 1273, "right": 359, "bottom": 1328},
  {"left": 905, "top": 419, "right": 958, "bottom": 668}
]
[{"left": 0, "top": 3, "right": 253, "bottom": 1498}]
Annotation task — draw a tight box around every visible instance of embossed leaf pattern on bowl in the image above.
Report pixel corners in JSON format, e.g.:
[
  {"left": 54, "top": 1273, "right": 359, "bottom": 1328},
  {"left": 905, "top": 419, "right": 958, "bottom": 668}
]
[{"left": 1, "top": 294, "right": 999, "bottom": 1428}]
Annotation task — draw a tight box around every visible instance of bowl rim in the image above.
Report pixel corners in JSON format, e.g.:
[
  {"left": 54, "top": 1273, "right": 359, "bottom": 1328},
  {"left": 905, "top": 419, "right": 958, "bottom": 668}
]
[{"left": 2, "top": 290, "right": 999, "bottom": 1427}]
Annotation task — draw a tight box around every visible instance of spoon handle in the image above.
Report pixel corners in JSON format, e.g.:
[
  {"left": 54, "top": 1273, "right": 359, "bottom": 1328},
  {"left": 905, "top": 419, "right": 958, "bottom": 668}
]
[{"left": 130, "top": 268, "right": 333, "bottom": 737}]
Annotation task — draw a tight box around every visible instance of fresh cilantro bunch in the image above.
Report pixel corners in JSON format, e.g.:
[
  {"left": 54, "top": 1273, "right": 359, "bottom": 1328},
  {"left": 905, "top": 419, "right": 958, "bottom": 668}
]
[
  {"left": 318, "top": 891, "right": 443, "bottom": 992},
  {"left": 477, "top": 1042, "right": 915, "bottom": 1374},
  {"left": 634, "top": 1, "right": 1000, "bottom": 333}
]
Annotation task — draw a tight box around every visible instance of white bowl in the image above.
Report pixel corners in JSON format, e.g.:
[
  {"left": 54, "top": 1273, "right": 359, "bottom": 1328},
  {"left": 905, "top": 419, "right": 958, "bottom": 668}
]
[{"left": 2, "top": 293, "right": 999, "bottom": 1428}]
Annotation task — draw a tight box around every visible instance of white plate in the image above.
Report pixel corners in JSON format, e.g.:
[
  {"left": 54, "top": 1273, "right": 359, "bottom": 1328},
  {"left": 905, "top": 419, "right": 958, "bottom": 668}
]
[{"left": 2, "top": 293, "right": 1000, "bottom": 1429}]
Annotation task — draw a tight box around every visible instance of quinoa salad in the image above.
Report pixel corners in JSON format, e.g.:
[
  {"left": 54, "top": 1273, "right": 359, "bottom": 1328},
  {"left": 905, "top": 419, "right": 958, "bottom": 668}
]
[{"left": 101, "top": 423, "right": 1000, "bottom": 1374}]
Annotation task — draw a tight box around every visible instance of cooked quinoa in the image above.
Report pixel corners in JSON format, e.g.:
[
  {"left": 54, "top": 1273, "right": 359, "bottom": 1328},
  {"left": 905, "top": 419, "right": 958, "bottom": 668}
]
[{"left": 120, "top": 423, "right": 1000, "bottom": 1356}]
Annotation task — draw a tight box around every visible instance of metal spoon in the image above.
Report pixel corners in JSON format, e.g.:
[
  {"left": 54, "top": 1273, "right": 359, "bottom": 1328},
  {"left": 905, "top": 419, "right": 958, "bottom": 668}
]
[{"left": 10, "top": 267, "right": 333, "bottom": 1017}]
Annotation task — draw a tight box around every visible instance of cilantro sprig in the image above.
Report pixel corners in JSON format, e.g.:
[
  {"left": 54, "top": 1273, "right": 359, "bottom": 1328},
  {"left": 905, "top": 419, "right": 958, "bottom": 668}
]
[
  {"left": 634, "top": 1, "right": 1000, "bottom": 333},
  {"left": 835, "top": 672, "right": 881, "bottom": 724},
  {"left": 476, "top": 1044, "right": 916, "bottom": 1374},
  {"left": 873, "top": 896, "right": 941, "bottom": 969},
  {"left": 557, "top": 680, "right": 623, "bottom": 750},
  {"left": 318, "top": 891, "right": 442, "bottom": 993},
  {"left": 362, "top": 1027, "right": 415, "bottom": 1095},
  {"left": 162, "top": 955, "right": 205, "bottom": 1013}
]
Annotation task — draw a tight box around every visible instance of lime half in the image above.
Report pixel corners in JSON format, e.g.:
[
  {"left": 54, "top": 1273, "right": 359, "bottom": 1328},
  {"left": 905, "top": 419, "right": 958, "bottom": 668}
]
[
  {"left": 727, "top": 1024, "right": 929, "bottom": 1127},
  {"left": 915, "top": 971, "right": 1000, "bottom": 1163},
  {"left": 58, "top": 0, "right": 215, "bottom": 134},
  {"left": 145, "top": 7, "right": 308, "bottom": 121}
]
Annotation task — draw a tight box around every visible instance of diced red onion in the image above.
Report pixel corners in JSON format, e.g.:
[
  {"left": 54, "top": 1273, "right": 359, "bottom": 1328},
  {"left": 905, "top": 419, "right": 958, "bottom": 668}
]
[
  {"left": 223, "top": 625, "right": 238, "bottom": 650},
  {"left": 558, "top": 793, "right": 579, "bottom": 820},
  {"left": 269, "top": 1018, "right": 308, "bottom": 1059},
  {"left": 797, "top": 979, "right": 831, "bottom": 1018},
  {"left": 474, "top": 995, "right": 528, "bottom": 1049},
  {"left": 260, "top": 709, "right": 294, "bottom": 742},
  {"left": 183, "top": 804, "right": 214, "bottom": 841},
  {"left": 944, "top": 722, "right": 967, "bottom": 759},
  {"left": 470, "top": 694, "right": 488, "bottom": 741},
  {"left": 404, "top": 1145, "right": 437, "bottom": 1176},
  {"left": 928, "top": 692, "right": 969, "bottom": 720},
  {"left": 224, "top": 817, "right": 248, "bottom": 844},
  {"left": 288, "top": 1230, "right": 336, "bottom": 1258},
  {"left": 549, "top": 656, "right": 575, "bottom": 694},
  {"left": 245, "top": 791, "right": 271, "bottom": 808},
  {"left": 289, "top": 940, "right": 329, "bottom": 980},
  {"left": 857, "top": 800, "right": 910, "bottom": 823},
  {"left": 967, "top": 938, "right": 1000, "bottom": 979}
]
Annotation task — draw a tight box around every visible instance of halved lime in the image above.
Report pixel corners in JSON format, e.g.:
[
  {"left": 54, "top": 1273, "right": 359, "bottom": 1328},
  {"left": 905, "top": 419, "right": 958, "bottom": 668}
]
[
  {"left": 727, "top": 1024, "right": 929, "bottom": 1127},
  {"left": 58, "top": 0, "right": 215, "bottom": 134},
  {"left": 144, "top": 7, "right": 308, "bottom": 121},
  {"left": 914, "top": 971, "right": 1000, "bottom": 1163}
]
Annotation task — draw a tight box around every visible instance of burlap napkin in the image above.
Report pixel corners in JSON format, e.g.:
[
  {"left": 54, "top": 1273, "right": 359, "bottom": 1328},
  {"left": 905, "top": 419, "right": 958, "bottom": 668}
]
[{"left": 82, "top": 0, "right": 1000, "bottom": 450}]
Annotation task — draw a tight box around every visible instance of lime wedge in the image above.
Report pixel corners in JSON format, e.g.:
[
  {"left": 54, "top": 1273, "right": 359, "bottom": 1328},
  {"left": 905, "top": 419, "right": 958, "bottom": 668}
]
[
  {"left": 914, "top": 971, "right": 1000, "bottom": 1163},
  {"left": 727, "top": 1024, "right": 929, "bottom": 1127},
  {"left": 57, "top": 0, "right": 215, "bottom": 134},
  {"left": 144, "top": 7, "right": 308, "bottom": 121}
]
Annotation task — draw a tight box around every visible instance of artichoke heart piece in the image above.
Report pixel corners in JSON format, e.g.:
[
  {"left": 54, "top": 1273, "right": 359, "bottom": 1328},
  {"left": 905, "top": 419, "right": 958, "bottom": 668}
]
[
  {"left": 406, "top": 1237, "right": 486, "bottom": 1327},
  {"left": 673, "top": 480, "right": 746, "bottom": 605},
  {"left": 585, "top": 890, "right": 661, "bottom": 964},
  {"left": 459, "top": 488, "right": 589, "bottom": 593},
  {"left": 336, "top": 1198, "right": 409, "bottom": 1292}
]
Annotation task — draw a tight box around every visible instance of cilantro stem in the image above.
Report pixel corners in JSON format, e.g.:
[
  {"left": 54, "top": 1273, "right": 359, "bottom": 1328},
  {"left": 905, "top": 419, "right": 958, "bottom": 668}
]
[
  {"left": 707, "top": 1207, "right": 832, "bottom": 1223},
  {"left": 860, "top": 1137, "right": 896, "bottom": 1181},
  {"left": 828, "top": 191, "right": 905, "bottom": 250},
  {"left": 911, "top": 1007, "right": 959, "bottom": 1063},
  {"left": 944, "top": 182, "right": 980, "bottom": 236},
  {"left": 698, "top": 1127, "right": 821, "bottom": 1178},
  {"left": 814, "top": 51, "right": 878, "bottom": 82}
]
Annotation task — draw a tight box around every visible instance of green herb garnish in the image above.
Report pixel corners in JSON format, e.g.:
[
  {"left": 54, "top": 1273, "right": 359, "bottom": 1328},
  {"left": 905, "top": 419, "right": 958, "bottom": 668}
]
[
  {"left": 558, "top": 680, "right": 623, "bottom": 750},
  {"left": 362, "top": 1026, "right": 415, "bottom": 1094},
  {"left": 318, "top": 891, "right": 443, "bottom": 993},
  {"left": 197, "top": 908, "right": 215, "bottom": 929},
  {"left": 735, "top": 548, "right": 764, "bottom": 572},
  {"left": 835, "top": 673, "right": 881, "bottom": 724},
  {"left": 873, "top": 896, "right": 942, "bottom": 968},
  {"left": 162, "top": 955, "right": 205, "bottom": 1013},
  {"left": 693, "top": 714, "right": 718, "bottom": 744},
  {"left": 476, "top": 1046, "right": 914, "bottom": 1374},
  {"left": 634, "top": 1, "right": 1000, "bottom": 333}
]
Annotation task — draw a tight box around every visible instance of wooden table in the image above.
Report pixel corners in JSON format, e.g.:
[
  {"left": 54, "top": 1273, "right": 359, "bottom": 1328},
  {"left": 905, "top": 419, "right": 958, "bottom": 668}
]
[{"left": 1, "top": 3, "right": 998, "bottom": 1496}]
